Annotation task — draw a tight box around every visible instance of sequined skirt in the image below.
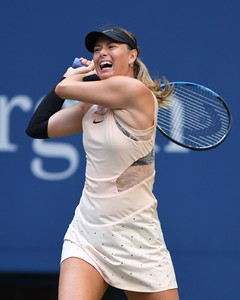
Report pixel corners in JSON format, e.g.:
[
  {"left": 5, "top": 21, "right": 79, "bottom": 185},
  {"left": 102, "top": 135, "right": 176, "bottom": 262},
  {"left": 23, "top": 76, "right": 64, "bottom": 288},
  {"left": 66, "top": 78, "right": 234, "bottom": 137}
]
[{"left": 61, "top": 188, "right": 177, "bottom": 292}]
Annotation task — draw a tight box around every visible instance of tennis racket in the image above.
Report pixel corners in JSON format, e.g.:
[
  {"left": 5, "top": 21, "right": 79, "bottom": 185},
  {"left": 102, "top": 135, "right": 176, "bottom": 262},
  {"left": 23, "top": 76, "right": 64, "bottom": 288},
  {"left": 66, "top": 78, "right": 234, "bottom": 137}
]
[{"left": 158, "top": 82, "right": 232, "bottom": 150}]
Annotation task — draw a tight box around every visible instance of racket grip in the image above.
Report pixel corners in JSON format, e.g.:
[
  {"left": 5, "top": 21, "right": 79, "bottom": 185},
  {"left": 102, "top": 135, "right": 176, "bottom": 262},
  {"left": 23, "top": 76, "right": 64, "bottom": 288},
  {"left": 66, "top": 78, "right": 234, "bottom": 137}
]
[{"left": 72, "top": 57, "right": 85, "bottom": 68}]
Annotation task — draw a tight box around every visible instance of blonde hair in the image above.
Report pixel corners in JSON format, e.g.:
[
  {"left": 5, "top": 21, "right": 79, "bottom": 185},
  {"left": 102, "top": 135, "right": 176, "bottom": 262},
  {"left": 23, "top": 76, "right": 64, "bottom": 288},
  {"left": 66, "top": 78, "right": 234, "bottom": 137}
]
[
  {"left": 134, "top": 58, "right": 173, "bottom": 106},
  {"left": 114, "top": 27, "right": 173, "bottom": 106}
]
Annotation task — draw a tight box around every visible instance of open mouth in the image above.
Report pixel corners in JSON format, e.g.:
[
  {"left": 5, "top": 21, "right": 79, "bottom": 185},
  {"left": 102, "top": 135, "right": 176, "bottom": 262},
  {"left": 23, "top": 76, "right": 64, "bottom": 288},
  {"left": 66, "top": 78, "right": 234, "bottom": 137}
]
[{"left": 100, "top": 61, "right": 113, "bottom": 70}]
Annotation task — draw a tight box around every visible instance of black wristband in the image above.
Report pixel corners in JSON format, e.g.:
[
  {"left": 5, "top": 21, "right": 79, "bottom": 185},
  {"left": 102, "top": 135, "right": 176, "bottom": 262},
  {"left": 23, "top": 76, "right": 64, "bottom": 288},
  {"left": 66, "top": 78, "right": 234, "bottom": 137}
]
[{"left": 83, "top": 74, "right": 100, "bottom": 81}]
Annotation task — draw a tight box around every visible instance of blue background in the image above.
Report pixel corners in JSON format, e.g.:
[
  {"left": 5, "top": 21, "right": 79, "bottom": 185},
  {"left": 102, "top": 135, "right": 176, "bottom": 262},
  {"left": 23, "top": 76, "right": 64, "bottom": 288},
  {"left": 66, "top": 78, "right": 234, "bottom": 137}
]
[{"left": 0, "top": 0, "right": 239, "bottom": 299}]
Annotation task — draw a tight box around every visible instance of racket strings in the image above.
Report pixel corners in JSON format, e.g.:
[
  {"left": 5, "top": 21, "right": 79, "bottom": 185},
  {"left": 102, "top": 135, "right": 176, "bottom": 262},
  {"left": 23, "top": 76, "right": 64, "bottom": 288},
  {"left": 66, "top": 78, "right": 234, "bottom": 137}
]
[
  {"left": 157, "top": 84, "right": 231, "bottom": 149},
  {"left": 162, "top": 98, "right": 212, "bottom": 131},
  {"left": 175, "top": 86, "right": 229, "bottom": 123},
  {"left": 174, "top": 87, "right": 229, "bottom": 132}
]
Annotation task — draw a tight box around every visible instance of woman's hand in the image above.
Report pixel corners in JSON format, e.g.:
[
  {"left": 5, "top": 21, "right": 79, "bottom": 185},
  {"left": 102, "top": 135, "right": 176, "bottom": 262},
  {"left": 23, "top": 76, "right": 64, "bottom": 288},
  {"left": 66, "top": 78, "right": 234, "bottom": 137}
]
[
  {"left": 79, "top": 57, "right": 93, "bottom": 68},
  {"left": 63, "top": 57, "right": 96, "bottom": 78}
]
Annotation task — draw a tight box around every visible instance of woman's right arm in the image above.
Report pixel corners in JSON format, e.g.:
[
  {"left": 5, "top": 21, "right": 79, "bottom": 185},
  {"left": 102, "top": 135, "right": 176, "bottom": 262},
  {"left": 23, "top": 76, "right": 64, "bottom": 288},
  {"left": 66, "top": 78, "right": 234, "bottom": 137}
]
[
  {"left": 25, "top": 73, "right": 99, "bottom": 139},
  {"left": 26, "top": 58, "right": 98, "bottom": 139},
  {"left": 47, "top": 101, "right": 91, "bottom": 138}
]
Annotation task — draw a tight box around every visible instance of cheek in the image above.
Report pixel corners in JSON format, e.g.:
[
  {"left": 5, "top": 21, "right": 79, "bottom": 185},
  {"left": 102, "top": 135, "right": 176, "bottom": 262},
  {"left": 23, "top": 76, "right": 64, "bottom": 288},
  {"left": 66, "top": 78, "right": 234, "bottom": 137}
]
[
  {"left": 93, "top": 59, "right": 101, "bottom": 72},
  {"left": 93, "top": 57, "right": 98, "bottom": 67},
  {"left": 116, "top": 55, "right": 130, "bottom": 68}
]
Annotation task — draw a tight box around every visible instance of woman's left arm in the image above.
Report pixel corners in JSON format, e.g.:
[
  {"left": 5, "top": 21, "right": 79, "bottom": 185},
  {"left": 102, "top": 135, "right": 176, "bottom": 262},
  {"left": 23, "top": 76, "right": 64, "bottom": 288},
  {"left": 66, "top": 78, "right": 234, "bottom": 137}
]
[{"left": 55, "top": 75, "right": 148, "bottom": 109}]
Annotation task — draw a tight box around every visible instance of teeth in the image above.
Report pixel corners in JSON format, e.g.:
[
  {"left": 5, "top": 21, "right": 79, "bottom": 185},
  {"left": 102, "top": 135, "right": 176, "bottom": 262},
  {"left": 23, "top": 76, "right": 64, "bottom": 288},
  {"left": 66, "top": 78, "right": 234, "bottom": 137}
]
[{"left": 100, "top": 61, "right": 112, "bottom": 69}]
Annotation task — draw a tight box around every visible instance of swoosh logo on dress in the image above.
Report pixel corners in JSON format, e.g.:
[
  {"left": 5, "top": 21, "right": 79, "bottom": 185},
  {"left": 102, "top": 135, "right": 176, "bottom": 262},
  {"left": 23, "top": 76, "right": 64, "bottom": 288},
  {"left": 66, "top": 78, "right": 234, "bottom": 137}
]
[{"left": 93, "top": 119, "right": 103, "bottom": 124}]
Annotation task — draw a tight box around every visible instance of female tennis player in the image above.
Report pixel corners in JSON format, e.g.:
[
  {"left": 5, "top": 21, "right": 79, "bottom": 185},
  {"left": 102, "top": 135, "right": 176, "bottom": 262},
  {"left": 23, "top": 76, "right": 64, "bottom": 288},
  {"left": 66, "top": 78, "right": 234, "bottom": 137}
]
[{"left": 26, "top": 26, "right": 179, "bottom": 300}]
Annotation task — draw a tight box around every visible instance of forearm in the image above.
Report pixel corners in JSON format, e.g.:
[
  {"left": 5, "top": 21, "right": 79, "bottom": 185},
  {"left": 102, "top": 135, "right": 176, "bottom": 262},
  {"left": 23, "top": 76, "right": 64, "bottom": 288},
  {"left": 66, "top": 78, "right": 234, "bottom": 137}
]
[
  {"left": 26, "top": 74, "right": 100, "bottom": 139},
  {"left": 25, "top": 79, "right": 65, "bottom": 139}
]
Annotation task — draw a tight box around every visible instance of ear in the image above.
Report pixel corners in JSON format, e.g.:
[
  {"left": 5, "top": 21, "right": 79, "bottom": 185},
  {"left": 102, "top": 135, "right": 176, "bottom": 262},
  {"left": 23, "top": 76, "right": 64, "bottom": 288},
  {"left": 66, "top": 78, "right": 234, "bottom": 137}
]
[{"left": 129, "top": 49, "right": 138, "bottom": 64}]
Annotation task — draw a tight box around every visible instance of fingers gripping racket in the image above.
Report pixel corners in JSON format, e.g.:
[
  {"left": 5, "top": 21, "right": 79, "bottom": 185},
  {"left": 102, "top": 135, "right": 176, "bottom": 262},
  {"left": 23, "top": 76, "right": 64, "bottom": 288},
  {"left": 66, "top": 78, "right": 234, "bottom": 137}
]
[{"left": 158, "top": 82, "right": 232, "bottom": 150}]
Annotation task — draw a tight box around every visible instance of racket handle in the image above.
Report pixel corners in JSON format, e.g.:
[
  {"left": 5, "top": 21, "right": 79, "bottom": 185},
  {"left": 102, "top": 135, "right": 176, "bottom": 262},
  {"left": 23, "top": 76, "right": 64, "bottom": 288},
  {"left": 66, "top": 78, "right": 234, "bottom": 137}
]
[{"left": 72, "top": 57, "right": 84, "bottom": 68}]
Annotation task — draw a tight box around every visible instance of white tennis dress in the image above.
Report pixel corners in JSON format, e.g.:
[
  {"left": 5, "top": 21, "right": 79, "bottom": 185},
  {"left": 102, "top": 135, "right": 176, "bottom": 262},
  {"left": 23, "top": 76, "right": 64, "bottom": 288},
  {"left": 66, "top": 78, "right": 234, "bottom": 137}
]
[{"left": 61, "top": 98, "right": 178, "bottom": 292}]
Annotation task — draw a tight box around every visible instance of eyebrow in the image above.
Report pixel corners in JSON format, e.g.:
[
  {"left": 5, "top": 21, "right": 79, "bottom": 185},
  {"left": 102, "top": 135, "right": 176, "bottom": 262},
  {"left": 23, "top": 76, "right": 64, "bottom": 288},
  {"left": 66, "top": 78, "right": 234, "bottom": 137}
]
[{"left": 94, "top": 39, "right": 119, "bottom": 48}]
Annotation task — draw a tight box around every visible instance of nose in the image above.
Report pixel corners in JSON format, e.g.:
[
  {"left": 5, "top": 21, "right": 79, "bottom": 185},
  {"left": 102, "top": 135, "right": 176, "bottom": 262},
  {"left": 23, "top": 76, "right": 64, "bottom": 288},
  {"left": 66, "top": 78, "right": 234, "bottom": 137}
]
[{"left": 99, "top": 46, "right": 108, "bottom": 56}]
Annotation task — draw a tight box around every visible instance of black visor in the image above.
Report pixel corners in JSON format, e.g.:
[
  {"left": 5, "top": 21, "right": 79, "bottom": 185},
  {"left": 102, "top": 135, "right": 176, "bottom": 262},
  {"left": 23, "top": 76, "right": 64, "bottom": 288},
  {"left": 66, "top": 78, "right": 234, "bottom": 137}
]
[{"left": 85, "top": 28, "right": 138, "bottom": 53}]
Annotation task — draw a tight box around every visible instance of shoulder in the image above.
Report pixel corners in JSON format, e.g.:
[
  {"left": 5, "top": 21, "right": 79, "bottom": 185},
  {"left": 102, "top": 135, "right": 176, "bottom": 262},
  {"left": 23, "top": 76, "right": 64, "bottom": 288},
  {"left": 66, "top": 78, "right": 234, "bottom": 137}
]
[
  {"left": 111, "top": 78, "right": 156, "bottom": 130},
  {"left": 105, "top": 75, "right": 146, "bottom": 90},
  {"left": 105, "top": 76, "right": 151, "bottom": 100}
]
